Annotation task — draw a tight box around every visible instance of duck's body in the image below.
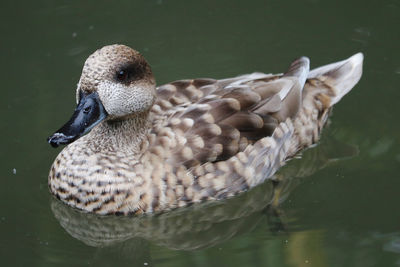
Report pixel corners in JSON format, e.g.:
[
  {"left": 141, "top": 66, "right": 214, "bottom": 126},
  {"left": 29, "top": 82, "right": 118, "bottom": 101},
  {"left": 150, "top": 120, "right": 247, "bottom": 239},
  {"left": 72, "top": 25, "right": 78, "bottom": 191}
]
[{"left": 48, "top": 45, "right": 363, "bottom": 215}]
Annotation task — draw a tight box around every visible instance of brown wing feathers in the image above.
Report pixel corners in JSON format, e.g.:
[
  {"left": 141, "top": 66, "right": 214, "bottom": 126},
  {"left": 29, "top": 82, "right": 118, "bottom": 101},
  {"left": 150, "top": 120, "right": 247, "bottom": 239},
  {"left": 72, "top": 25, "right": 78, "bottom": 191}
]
[{"left": 152, "top": 57, "right": 310, "bottom": 168}]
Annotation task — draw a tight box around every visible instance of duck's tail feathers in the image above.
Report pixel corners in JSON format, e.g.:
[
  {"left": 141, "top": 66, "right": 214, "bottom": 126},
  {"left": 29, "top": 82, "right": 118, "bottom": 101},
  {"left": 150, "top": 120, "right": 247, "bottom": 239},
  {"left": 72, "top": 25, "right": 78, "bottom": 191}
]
[
  {"left": 308, "top": 53, "right": 364, "bottom": 106},
  {"left": 283, "top": 56, "right": 310, "bottom": 91}
]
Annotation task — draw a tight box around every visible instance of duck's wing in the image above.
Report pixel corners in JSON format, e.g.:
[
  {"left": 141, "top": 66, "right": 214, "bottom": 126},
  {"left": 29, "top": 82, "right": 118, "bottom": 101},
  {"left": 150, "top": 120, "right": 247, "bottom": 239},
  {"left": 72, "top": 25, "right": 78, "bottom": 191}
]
[{"left": 149, "top": 57, "right": 310, "bottom": 168}]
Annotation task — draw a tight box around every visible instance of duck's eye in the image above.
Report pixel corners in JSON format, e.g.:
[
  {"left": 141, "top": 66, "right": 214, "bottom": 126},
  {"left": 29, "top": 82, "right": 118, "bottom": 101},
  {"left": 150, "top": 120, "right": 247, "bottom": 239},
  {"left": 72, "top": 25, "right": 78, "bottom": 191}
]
[
  {"left": 115, "top": 63, "right": 142, "bottom": 83},
  {"left": 116, "top": 70, "right": 128, "bottom": 82}
]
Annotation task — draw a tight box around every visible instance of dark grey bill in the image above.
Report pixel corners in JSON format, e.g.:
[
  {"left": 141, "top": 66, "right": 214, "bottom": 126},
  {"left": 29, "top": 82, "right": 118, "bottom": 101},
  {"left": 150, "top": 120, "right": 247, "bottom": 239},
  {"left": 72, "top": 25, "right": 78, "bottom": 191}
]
[{"left": 47, "top": 91, "right": 108, "bottom": 148}]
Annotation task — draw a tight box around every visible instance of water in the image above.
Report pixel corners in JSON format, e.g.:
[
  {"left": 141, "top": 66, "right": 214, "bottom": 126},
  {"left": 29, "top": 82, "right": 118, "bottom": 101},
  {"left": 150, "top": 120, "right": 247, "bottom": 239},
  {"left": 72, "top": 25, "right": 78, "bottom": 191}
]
[{"left": 1, "top": 0, "right": 399, "bottom": 266}]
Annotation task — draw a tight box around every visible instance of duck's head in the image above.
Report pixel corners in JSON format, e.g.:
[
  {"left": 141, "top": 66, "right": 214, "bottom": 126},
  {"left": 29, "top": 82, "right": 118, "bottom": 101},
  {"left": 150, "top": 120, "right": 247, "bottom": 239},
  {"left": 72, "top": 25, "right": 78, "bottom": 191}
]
[{"left": 47, "top": 44, "right": 156, "bottom": 148}]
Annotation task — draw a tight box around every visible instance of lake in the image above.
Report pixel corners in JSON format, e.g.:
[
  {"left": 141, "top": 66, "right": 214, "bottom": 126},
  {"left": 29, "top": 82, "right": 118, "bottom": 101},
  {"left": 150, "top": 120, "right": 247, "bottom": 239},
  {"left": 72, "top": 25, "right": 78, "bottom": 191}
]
[{"left": 1, "top": 0, "right": 399, "bottom": 266}]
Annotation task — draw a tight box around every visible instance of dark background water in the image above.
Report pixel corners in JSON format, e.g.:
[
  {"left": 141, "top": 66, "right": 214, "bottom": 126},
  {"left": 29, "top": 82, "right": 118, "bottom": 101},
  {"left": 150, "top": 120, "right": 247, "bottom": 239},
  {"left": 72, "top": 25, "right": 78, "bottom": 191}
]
[{"left": 1, "top": 0, "right": 399, "bottom": 266}]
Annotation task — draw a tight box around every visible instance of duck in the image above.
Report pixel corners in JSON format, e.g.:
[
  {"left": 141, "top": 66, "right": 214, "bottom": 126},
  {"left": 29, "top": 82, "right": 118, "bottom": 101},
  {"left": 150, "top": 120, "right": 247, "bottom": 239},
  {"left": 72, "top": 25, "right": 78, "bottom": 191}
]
[{"left": 47, "top": 44, "right": 363, "bottom": 215}]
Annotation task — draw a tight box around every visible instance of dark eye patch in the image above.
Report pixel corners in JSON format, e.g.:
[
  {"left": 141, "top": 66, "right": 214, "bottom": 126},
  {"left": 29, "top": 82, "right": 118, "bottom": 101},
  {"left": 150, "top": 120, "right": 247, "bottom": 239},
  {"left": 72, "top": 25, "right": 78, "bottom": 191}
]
[
  {"left": 115, "top": 62, "right": 145, "bottom": 84},
  {"left": 116, "top": 70, "right": 128, "bottom": 82}
]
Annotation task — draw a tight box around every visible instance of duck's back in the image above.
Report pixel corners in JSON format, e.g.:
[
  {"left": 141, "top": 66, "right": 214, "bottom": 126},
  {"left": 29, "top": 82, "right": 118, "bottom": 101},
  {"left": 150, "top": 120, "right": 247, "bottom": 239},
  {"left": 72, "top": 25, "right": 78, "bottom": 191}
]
[
  {"left": 143, "top": 54, "right": 363, "bottom": 204},
  {"left": 150, "top": 53, "right": 362, "bottom": 167},
  {"left": 150, "top": 57, "right": 308, "bottom": 163}
]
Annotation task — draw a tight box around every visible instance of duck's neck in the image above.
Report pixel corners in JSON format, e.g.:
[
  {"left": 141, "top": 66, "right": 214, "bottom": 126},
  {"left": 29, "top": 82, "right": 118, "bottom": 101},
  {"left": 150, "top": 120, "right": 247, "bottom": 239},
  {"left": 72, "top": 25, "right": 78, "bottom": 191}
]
[{"left": 87, "top": 112, "right": 150, "bottom": 154}]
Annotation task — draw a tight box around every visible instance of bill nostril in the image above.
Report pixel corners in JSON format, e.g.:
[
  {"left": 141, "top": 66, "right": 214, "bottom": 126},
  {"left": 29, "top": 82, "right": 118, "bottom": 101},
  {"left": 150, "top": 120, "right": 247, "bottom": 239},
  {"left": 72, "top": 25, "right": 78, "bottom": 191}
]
[{"left": 83, "top": 106, "right": 91, "bottom": 114}]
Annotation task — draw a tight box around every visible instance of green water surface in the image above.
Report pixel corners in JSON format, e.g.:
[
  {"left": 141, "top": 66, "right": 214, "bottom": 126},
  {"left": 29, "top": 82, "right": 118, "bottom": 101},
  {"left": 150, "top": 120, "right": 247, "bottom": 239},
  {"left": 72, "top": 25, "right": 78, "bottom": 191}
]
[{"left": 1, "top": 0, "right": 399, "bottom": 266}]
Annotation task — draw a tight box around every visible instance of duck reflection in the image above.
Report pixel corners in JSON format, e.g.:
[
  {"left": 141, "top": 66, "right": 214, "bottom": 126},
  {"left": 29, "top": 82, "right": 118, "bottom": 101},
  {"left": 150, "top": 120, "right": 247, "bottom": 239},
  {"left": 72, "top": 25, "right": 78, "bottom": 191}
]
[{"left": 50, "top": 135, "right": 357, "bottom": 250}]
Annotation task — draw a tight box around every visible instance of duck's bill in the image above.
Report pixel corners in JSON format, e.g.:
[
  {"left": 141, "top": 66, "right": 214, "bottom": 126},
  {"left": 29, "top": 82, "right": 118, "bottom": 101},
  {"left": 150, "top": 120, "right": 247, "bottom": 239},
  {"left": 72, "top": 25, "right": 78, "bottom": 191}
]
[{"left": 47, "top": 92, "right": 108, "bottom": 148}]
